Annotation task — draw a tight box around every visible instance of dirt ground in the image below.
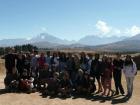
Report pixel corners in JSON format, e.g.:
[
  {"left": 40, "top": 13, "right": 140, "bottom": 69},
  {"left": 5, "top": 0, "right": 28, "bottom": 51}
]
[{"left": 0, "top": 60, "right": 140, "bottom": 105}]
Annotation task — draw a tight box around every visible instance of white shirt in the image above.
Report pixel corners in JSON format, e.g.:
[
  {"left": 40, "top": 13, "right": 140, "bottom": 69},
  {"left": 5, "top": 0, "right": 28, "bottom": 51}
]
[{"left": 123, "top": 61, "right": 137, "bottom": 77}]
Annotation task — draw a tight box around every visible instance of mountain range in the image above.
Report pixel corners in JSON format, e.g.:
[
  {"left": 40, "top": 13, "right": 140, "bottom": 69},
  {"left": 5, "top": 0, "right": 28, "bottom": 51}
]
[
  {"left": 0, "top": 33, "right": 128, "bottom": 46},
  {"left": 0, "top": 33, "right": 140, "bottom": 52},
  {"left": 87, "top": 34, "right": 140, "bottom": 52}
]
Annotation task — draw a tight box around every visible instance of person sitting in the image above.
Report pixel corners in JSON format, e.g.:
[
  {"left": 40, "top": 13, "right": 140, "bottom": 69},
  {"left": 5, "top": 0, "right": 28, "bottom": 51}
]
[
  {"left": 59, "top": 71, "right": 72, "bottom": 97},
  {"left": 42, "top": 72, "right": 60, "bottom": 97},
  {"left": 4, "top": 71, "right": 19, "bottom": 92},
  {"left": 89, "top": 76, "right": 96, "bottom": 94},
  {"left": 8, "top": 79, "right": 19, "bottom": 92},
  {"left": 19, "top": 70, "right": 34, "bottom": 93},
  {"left": 76, "top": 70, "right": 91, "bottom": 95}
]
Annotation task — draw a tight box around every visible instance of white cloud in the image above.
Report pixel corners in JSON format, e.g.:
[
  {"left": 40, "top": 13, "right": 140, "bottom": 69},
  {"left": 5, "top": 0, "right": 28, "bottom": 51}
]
[
  {"left": 26, "top": 37, "right": 31, "bottom": 40},
  {"left": 125, "top": 26, "right": 140, "bottom": 36},
  {"left": 95, "top": 20, "right": 140, "bottom": 37},
  {"left": 95, "top": 20, "right": 111, "bottom": 35},
  {"left": 41, "top": 27, "right": 47, "bottom": 32},
  {"left": 95, "top": 20, "right": 122, "bottom": 37}
]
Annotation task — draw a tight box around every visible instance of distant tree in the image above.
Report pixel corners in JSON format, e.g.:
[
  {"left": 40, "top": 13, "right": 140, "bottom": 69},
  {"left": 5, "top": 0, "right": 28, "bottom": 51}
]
[
  {"left": 14, "top": 45, "right": 22, "bottom": 52},
  {"left": 0, "top": 44, "right": 38, "bottom": 56},
  {"left": 0, "top": 47, "right": 4, "bottom": 55},
  {"left": 14, "top": 44, "right": 38, "bottom": 53}
]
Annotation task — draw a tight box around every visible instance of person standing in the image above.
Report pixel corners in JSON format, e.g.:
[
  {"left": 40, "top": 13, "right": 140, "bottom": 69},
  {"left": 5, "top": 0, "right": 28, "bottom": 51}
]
[
  {"left": 113, "top": 54, "right": 125, "bottom": 95},
  {"left": 90, "top": 53, "right": 102, "bottom": 92},
  {"left": 102, "top": 57, "right": 113, "bottom": 96},
  {"left": 59, "top": 52, "right": 67, "bottom": 73},
  {"left": 80, "top": 52, "right": 88, "bottom": 72},
  {"left": 87, "top": 53, "right": 93, "bottom": 74},
  {"left": 3, "top": 48, "right": 17, "bottom": 88},
  {"left": 50, "top": 52, "right": 59, "bottom": 73},
  {"left": 4, "top": 48, "right": 17, "bottom": 75},
  {"left": 66, "top": 53, "right": 75, "bottom": 81},
  {"left": 24, "top": 52, "right": 32, "bottom": 76},
  {"left": 31, "top": 51, "right": 39, "bottom": 77},
  {"left": 16, "top": 52, "right": 25, "bottom": 77},
  {"left": 123, "top": 55, "right": 137, "bottom": 97},
  {"left": 100, "top": 56, "right": 107, "bottom": 92}
]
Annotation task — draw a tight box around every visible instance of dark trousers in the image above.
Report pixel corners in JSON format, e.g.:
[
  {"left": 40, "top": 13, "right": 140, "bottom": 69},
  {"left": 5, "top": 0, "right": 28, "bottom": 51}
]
[{"left": 113, "top": 70, "right": 124, "bottom": 94}]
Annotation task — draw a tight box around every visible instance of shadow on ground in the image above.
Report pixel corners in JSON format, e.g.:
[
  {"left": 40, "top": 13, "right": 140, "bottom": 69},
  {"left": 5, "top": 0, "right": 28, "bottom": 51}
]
[
  {"left": 0, "top": 88, "right": 131, "bottom": 105},
  {"left": 0, "top": 89, "right": 8, "bottom": 95}
]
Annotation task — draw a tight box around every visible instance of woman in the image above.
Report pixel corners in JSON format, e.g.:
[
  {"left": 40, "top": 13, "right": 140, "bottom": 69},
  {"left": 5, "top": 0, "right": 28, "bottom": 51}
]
[
  {"left": 123, "top": 55, "right": 137, "bottom": 97},
  {"left": 59, "top": 52, "right": 67, "bottom": 72},
  {"left": 100, "top": 56, "right": 107, "bottom": 92},
  {"left": 50, "top": 52, "right": 59, "bottom": 73},
  {"left": 87, "top": 53, "right": 93, "bottom": 74},
  {"left": 102, "top": 57, "right": 113, "bottom": 96}
]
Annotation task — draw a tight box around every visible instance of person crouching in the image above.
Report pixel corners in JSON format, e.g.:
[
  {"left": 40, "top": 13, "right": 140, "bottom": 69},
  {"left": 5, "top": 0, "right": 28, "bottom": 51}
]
[
  {"left": 42, "top": 72, "right": 60, "bottom": 97},
  {"left": 59, "top": 71, "right": 72, "bottom": 98},
  {"left": 19, "top": 70, "right": 34, "bottom": 93}
]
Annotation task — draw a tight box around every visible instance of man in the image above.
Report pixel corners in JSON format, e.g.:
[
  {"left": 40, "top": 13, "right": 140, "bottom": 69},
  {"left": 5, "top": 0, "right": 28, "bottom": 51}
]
[
  {"left": 3, "top": 48, "right": 17, "bottom": 88},
  {"left": 90, "top": 53, "right": 102, "bottom": 92},
  {"left": 4, "top": 48, "right": 17, "bottom": 75},
  {"left": 113, "top": 54, "right": 125, "bottom": 95}
]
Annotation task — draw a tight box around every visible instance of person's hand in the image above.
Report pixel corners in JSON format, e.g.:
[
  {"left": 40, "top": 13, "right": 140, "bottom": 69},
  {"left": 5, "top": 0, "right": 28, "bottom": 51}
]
[
  {"left": 135, "top": 72, "right": 137, "bottom": 76},
  {"left": 12, "top": 68, "right": 17, "bottom": 74}
]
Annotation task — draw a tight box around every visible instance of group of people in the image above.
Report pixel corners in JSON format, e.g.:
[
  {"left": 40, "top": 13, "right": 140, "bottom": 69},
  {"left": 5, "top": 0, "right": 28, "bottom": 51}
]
[{"left": 3, "top": 48, "right": 137, "bottom": 98}]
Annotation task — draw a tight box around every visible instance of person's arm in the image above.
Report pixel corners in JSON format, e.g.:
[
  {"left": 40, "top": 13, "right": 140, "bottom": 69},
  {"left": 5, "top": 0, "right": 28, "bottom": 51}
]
[
  {"left": 122, "top": 64, "right": 126, "bottom": 74},
  {"left": 133, "top": 62, "right": 137, "bottom": 76},
  {"left": 99, "top": 61, "right": 103, "bottom": 75},
  {"left": 121, "top": 60, "right": 124, "bottom": 69},
  {"left": 90, "top": 61, "right": 93, "bottom": 72},
  {"left": 113, "top": 60, "right": 117, "bottom": 69},
  {"left": 29, "top": 77, "right": 34, "bottom": 83}
]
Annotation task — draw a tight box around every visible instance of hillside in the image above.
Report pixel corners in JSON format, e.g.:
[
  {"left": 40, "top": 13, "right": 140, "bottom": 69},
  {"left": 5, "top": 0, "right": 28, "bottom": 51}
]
[{"left": 88, "top": 34, "right": 140, "bottom": 52}]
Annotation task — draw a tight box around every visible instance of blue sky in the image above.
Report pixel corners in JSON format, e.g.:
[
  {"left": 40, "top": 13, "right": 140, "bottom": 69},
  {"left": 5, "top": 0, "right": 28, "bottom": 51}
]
[{"left": 0, "top": 0, "right": 140, "bottom": 40}]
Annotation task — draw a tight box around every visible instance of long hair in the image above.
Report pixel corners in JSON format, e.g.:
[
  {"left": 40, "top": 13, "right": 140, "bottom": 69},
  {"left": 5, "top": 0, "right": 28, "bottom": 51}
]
[
  {"left": 124, "top": 55, "right": 133, "bottom": 66},
  {"left": 124, "top": 60, "right": 133, "bottom": 66}
]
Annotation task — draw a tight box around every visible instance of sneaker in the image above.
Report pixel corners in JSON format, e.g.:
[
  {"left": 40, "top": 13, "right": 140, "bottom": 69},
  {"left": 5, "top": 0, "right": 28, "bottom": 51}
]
[
  {"left": 114, "top": 92, "right": 119, "bottom": 95},
  {"left": 121, "top": 92, "right": 125, "bottom": 96}
]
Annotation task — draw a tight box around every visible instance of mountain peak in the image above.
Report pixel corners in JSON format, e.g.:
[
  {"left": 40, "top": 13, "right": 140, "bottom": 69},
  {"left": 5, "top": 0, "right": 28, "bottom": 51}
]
[
  {"left": 0, "top": 33, "right": 140, "bottom": 49},
  {"left": 78, "top": 35, "right": 127, "bottom": 45},
  {"left": 39, "top": 32, "right": 53, "bottom": 37},
  {"left": 125, "top": 33, "right": 140, "bottom": 41}
]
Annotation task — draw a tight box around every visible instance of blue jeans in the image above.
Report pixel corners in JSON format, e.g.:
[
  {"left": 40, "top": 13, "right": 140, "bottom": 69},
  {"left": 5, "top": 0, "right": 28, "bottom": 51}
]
[{"left": 125, "top": 76, "right": 134, "bottom": 96}]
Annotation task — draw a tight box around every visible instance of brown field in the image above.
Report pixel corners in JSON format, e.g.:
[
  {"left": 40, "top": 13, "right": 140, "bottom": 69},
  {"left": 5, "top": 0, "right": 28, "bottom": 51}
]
[{"left": 0, "top": 59, "right": 140, "bottom": 105}]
